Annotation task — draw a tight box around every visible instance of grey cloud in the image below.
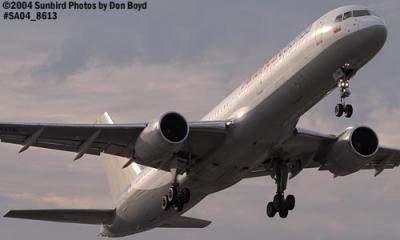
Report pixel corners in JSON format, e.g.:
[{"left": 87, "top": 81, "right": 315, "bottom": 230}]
[
  {"left": 0, "top": 191, "right": 110, "bottom": 208},
  {"left": 33, "top": 36, "right": 93, "bottom": 80},
  {"left": 30, "top": 0, "right": 329, "bottom": 80}
]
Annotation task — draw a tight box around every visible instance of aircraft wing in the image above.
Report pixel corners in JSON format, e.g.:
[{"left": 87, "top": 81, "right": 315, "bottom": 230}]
[
  {"left": 0, "top": 122, "right": 146, "bottom": 158},
  {"left": 0, "top": 119, "right": 227, "bottom": 171},
  {"left": 3, "top": 209, "right": 115, "bottom": 224},
  {"left": 245, "top": 128, "right": 400, "bottom": 178}
]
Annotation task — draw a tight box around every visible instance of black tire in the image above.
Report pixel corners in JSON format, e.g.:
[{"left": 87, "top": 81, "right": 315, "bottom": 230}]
[
  {"left": 266, "top": 202, "right": 276, "bottom": 218},
  {"left": 161, "top": 195, "right": 171, "bottom": 211},
  {"left": 335, "top": 104, "right": 344, "bottom": 117},
  {"left": 168, "top": 187, "right": 178, "bottom": 203},
  {"left": 279, "top": 207, "right": 289, "bottom": 218},
  {"left": 345, "top": 104, "right": 353, "bottom": 118},
  {"left": 174, "top": 200, "right": 184, "bottom": 212},
  {"left": 182, "top": 188, "right": 191, "bottom": 203},
  {"left": 273, "top": 194, "right": 284, "bottom": 210},
  {"left": 285, "top": 195, "right": 295, "bottom": 211}
]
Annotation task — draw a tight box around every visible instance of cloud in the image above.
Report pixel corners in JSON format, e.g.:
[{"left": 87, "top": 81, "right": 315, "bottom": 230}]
[
  {"left": 0, "top": 191, "right": 109, "bottom": 208},
  {"left": 367, "top": 107, "right": 400, "bottom": 146},
  {"left": 28, "top": 0, "right": 323, "bottom": 81}
]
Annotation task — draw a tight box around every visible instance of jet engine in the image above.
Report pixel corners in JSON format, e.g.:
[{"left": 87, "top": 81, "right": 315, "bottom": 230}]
[
  {"left": 324, "top": 126, "right": 379, "bottom": 176},
  {"left": 134, "top": 112, "right": 189, "bottom": 166}
]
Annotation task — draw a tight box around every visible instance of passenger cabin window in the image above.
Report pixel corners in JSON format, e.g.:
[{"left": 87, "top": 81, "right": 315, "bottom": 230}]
[
  {"left": 343, "top": 11, "right": 352, "bottom": 20},
  {"left": 335, "top": 14, "right": 342, "bottom": 22},
  {"left": 353, "top": 10, "right": 370, "bottom": 17}
]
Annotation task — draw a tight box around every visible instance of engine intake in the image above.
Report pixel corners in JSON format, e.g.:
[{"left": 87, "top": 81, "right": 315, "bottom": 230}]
[
  {"left": 349, "top": 126, "right": 378, "bottom": 157},
  {"left": 134, "top": 112, "right": 189, "bottom": 166},
  {"left": 160, "top": 112, "right": 188, "bottom": 143},
  {"left": 324, "top": 126, "right": 379, "bottom": 176}
]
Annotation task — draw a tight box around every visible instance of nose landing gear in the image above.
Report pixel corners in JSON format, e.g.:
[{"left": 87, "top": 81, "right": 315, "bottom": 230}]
[{"left": 334, "top": 67, "right": 355, "bottom": 118}]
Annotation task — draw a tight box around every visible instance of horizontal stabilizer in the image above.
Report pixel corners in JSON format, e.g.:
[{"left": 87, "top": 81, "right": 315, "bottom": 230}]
[
  {"left": 4, "top": 209, "right": 115, "bottom": 225},
  {"left": 159, "top": 215, "right": 211, "bottom": 228}
]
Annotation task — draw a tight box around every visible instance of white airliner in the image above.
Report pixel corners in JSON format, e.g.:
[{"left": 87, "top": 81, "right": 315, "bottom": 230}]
[{"left": 2, "top": 5, "right": 398, "bottom": 237}]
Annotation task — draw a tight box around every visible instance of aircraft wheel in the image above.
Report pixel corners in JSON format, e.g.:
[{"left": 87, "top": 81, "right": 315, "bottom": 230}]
[
  {"left": 174, "top": 199, "right": 184, "bottom": 212},
  {"left": 273, "top": 194, "right": 284, "bottom": 209},
  {"left": 279, "top": 207, "right": 289, "bottom": 218},
  {"left": 335, "top": 104, "right": 344, "bottom": 117},
  {"left": 285, "top": 195, "right": 295, "bottom": 211},
  {"left": 266, "top": 202, "right": 276, "bottom": 218},
  {"left": 345, "top": 104, "right": 353, "bottom": 118},
  {"left": 168, "top": 186, "right": 178, "bottom": 203},
  {"left": 161, "top": 195, "right": 171, "bottom": 211}
]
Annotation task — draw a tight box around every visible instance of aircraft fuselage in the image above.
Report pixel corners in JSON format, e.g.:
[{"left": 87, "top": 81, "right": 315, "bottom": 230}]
[{"left": 102, "top": 5, "right": 387, "bottom": 237}]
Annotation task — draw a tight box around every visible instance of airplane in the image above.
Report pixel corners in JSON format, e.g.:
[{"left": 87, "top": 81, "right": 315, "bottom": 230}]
[{"left": 2, "top": 4, "right": 398, "bottom": 238}]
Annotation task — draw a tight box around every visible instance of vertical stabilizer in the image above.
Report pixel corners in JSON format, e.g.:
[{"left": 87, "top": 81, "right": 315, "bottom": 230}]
[{"left": 96, "top": 112, "right": 138, "bottom": 204}]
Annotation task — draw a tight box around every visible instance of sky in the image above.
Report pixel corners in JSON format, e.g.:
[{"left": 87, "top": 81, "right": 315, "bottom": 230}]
[{"left": 1, "top": 0, "right": 400, "bottom": 239}]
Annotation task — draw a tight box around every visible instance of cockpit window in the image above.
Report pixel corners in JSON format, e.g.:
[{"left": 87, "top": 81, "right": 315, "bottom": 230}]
[
  {"left": 339, "top": 9, "right": 375, "bottom": 21},
  {"left": 343, "top": 11, "right": 352, "bottom": 20},
  {"left": 353, "top": 10, "right": 370, "bottom": 17},
  {"left": 335, "top": 14, "right": 342, "bottom": 22}
]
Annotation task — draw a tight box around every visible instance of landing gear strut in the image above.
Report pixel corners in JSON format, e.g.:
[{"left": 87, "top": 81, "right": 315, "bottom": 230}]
[
  {"left": 266, "top": 161, "right": 295, "bottom": 218},
  {"left": 161, "top": 165, "right": 191, "bottom": 212},
  {"left": 334, "top": 67, "right": 355, "bottom": 118}
]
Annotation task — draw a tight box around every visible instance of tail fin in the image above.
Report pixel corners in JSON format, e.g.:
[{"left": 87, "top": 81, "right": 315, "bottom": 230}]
[{"left": 96, "top": 112, "right": 142, "bottom": 204}]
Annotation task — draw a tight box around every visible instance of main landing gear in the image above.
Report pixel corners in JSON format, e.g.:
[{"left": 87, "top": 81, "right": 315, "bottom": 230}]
[
  {"left": 266, "top": 161, "right": 295, "bottom": 218},
  {"left": 334, "top": 67, "right": 355, "bottom": 118},
  {"left": 161, "top": 165, "right": 191, "bottom": 212},
  {"left": 161, "top": 185, "right": 190, "bottom": 212}
]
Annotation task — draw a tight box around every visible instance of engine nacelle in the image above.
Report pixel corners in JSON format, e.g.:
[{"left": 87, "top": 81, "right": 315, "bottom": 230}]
[
  {"left": 324, "top": 126, "right": 379, "bottom": 176},
  {"left": 134, "top": 112, "right": 189, "bottom": 166}
]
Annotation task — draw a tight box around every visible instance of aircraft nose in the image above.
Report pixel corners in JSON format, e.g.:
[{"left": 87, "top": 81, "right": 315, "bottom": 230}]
[
  {"left": 344, "top": 16, "right": 387, "bottom": 69},
  {"left": 359, "top": 17, "right": 387, "bottom": 50}
]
